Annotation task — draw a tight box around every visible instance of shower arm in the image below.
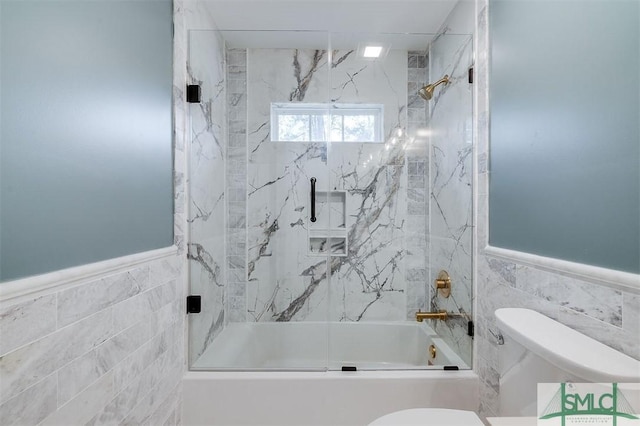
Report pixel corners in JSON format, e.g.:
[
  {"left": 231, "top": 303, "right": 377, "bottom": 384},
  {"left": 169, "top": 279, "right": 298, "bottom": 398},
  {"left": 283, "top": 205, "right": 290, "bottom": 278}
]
[{"left": 431, "top": 75, "right": 450, "bottom": 88}]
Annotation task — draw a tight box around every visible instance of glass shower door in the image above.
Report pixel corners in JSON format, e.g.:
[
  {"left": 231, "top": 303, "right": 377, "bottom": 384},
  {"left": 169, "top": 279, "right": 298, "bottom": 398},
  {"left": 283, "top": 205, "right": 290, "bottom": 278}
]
[
  {"left": 325, "top": 33, "right": 431, "bottom": 370},
  {"left": 188, "top": 30, "right": 333, "bottom": 370},
  {"left": 186, "top": 28, "right": 475, "bottom": 371},
  {"left": 187, "top": 30, "right": 228, "bottom": 369},
  {"left": 426, "top": 32, "right": 474, "bottom": 369},
  {"left": 325, "top": 32, "right": 474, "bottom": 370},
  {"left": 243, "top": 40, "right": 332, "bottom": 370}
]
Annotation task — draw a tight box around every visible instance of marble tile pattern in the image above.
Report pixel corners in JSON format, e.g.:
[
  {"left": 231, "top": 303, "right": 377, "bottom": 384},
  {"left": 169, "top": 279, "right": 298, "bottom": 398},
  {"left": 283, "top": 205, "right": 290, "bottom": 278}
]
[
  {"left": 241, "top": 48, "right": 421, "bottom": 323},
  {"left": 244, "top": 48, "right": 331, "bottom": 323},
  {"left": 472, "top": 0, "right": 640, "bottom": 420},
  {"left": 0, "top": 1, "right": 192, "bottom": 424},
  {"left": 226, "top": 48, "right": 248, "bottom": 324},
  {"left": 187, "top": 29, "right": 227, "bottom": 365},
  {"left": 0, "top": 257, "right": 184, "bottom": 426},
  {"left": 427, "top": 29, "right": 474, "bottom": 367},
  {"left": 405, "top": 52, "right": 430, "bottom": 321}
]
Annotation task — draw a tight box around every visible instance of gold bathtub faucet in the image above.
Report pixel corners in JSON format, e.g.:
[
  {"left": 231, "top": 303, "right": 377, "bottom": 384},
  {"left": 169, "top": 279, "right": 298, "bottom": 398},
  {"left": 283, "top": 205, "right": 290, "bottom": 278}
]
[
  {"left": 415, "top": 310, "right": 449, "bottom": 322},
  {"left": 415, "top": 310, "right": 468, "bottom": 322}
]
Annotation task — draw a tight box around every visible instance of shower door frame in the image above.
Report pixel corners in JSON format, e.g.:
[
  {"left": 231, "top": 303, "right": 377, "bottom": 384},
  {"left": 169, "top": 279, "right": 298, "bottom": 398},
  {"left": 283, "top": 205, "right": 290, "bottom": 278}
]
[{"left": 186, "top": 29, "right": 475, "bottom": 371}]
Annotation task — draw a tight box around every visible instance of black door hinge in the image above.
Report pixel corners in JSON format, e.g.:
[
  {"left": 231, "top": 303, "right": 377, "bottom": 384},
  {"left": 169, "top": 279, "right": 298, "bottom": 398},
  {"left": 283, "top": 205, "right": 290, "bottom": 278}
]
[
  {"left": 186, "top": 295, "right": 201, "bottom": 314},
  {"left": 467, "top": 320, "right": 474, "bottom": 337},
  {"left": 186, "top": 85, "right": 201, "bottom": 103},
  {"left": 468, "top": 67, "right": 474, "bottom": 84}
]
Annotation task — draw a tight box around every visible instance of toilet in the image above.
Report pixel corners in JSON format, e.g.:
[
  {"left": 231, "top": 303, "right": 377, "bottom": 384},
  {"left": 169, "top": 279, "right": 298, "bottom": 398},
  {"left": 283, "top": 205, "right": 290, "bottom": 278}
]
[
  {"left": 496, "top": 308, "right": 640, "bottom": 416},
  {"left": 367, "top": 408, "right": 483, "bottom": 425},
  {"left": 368, "top": 308, "right": 640, "bottom": 426}
]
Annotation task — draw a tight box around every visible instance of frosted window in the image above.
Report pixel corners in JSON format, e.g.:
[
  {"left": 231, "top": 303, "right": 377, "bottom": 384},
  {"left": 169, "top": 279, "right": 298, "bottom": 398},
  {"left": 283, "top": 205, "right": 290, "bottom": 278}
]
[
  {"left": 489, "top": 0, "right": 640, "bottom": 273},
  {"left": 0, "top": 0, "right": 174, "bottom": 281},
  {"left": 271, "top": 103, "right": 383, "bottom": 142}
]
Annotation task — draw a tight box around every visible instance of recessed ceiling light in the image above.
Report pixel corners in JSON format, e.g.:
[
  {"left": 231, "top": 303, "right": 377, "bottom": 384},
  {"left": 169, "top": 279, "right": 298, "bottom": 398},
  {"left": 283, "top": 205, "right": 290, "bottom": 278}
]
[{"left": 363, "top": 46, "right": 383, "bottom": 58}]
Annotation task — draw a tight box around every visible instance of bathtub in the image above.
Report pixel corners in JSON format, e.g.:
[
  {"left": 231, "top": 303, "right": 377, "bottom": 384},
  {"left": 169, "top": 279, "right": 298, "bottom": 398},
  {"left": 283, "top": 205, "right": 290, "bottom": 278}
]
[
  {"left": 183, "top": 321, "right": 478, "bottom": 425},
  {"left": 192, "top": 321, "right": 468, "bottom": 370}
]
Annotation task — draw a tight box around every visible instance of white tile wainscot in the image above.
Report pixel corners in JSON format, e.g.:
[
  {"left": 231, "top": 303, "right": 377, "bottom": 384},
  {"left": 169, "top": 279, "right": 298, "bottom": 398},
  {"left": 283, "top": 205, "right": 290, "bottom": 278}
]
[{"left": 0, "top": 249, "right": 185, "bottom": 426}]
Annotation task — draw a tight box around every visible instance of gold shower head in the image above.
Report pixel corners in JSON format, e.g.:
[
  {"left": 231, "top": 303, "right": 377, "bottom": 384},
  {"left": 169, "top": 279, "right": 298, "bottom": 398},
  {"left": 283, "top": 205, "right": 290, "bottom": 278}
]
[{"left": 418, "top": 75, "right": 451, "bottom": 101}]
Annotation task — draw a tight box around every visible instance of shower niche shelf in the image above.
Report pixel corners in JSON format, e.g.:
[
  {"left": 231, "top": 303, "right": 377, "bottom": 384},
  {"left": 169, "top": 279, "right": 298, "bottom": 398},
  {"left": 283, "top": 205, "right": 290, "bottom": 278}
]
[{"left": 309, "top": 191, "right": 347, "bottom": 256}]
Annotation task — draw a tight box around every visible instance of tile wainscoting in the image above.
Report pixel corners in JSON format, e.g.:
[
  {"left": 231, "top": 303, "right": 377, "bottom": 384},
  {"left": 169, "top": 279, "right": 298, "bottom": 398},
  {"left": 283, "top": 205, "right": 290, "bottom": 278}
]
[{"left": 0, "top": 255, "right": 185, "bottom": 426}]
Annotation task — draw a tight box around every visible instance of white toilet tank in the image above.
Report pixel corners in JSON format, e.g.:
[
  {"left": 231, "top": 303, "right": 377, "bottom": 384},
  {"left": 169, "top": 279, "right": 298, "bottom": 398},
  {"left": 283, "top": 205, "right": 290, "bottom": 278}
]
[{"left": 495, "top": 308, "right": 640, "bottom": 417}]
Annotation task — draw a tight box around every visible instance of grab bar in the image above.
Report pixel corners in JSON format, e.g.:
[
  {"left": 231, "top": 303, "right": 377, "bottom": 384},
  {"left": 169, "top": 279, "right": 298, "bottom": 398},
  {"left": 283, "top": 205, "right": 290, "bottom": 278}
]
[{"left": 310, "top": 177, "right": 317, "bottom": 223}]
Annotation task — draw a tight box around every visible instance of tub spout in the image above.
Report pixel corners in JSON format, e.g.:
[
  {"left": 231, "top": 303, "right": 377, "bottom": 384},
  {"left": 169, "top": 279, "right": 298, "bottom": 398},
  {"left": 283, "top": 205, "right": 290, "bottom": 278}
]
[
  {"left": 415, "top": 310, "right": 449, "bottom": 322},
  {"left": 416, "top": 311, "right": 463, "bottom": 322}
]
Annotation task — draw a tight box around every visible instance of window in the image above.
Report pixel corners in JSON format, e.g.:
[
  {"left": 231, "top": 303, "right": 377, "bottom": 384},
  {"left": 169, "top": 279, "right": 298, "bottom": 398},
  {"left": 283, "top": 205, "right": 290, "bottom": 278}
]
[{"left": 271, "top": 103, "right": 384, "bottom": 143}]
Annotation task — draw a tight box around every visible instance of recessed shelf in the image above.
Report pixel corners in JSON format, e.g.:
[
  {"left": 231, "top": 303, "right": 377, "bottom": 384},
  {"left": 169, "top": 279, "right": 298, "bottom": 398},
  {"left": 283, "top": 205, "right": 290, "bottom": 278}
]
[{"left": 308, "top": 190, "right": 347, "bottom": 256}]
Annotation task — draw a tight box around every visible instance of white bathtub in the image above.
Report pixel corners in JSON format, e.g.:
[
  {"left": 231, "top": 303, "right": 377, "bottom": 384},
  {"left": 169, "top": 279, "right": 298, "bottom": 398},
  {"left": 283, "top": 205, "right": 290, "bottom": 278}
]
[
  {"left": 183, "top": 322, "right": 478, "bottom": 425},
  {"left": 192, "top": 321, "right": 468, "bottom": 370}
]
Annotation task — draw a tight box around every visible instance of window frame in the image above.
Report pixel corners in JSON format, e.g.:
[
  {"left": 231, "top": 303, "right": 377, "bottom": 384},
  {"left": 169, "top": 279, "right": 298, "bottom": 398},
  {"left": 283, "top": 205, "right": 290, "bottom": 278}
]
[{"left": 270, "top": 102, "right": 384, "bottom": 143}]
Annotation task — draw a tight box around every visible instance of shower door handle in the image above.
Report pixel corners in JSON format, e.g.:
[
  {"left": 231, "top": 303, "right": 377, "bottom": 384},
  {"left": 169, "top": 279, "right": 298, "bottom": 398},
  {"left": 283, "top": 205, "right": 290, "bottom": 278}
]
[{"left": 310, "top": 177, "right": 317, "bottom": 223}]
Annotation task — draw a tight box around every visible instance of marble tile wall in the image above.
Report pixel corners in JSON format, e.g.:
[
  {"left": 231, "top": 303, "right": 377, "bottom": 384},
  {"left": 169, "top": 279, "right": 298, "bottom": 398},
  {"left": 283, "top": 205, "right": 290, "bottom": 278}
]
[
  {"left": 226, "top": 48, "right": 248, "bottom": 324},
  {"left": 0, "top": 258, "right": 185, "bottom": 426},
  {"left": 327, "top": 49, "right": 413, "bottom": 322},
  {"left": 405, "top": 51, "right": 430, "bottom": 320},
  {"left": 473, "top": 0, "right": 640, "bottom": 419},
  {"left": 244, "top": 48, "right": 332, "bottom": 322},
  {"left": 243, "top": 48, "right": 324, "bottom": 321},
  {"left": 0, "top": 1, "right": 194, "bottom": 424},
  {"left": 241, "top": 48, "right": 419, "bottom": 323}
]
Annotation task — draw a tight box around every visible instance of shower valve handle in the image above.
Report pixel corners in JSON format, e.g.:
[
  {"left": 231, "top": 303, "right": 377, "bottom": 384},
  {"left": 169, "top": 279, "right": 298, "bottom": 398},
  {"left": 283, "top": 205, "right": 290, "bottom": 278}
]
[{"left": 310, "top": 177, "right": 317, "bottom": 223}]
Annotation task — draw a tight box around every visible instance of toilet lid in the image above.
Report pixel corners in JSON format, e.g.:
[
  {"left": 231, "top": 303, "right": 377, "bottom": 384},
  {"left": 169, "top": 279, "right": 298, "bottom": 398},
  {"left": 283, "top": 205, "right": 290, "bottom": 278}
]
[{"left": 367, "top": 408, "right": 484, "bottom": 426}]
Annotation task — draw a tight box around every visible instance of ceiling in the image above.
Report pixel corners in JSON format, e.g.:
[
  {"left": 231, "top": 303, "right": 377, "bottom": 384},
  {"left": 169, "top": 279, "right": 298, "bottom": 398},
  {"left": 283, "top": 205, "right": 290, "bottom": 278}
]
[{"left": 203, "top": 0, "right": 461, "bottom": 49}]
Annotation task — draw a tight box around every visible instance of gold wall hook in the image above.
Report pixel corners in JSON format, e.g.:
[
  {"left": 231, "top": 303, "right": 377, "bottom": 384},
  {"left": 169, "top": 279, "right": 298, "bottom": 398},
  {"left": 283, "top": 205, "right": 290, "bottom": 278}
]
[{"left": 435, "top": 270, "right": 451, "bottom": 298}]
